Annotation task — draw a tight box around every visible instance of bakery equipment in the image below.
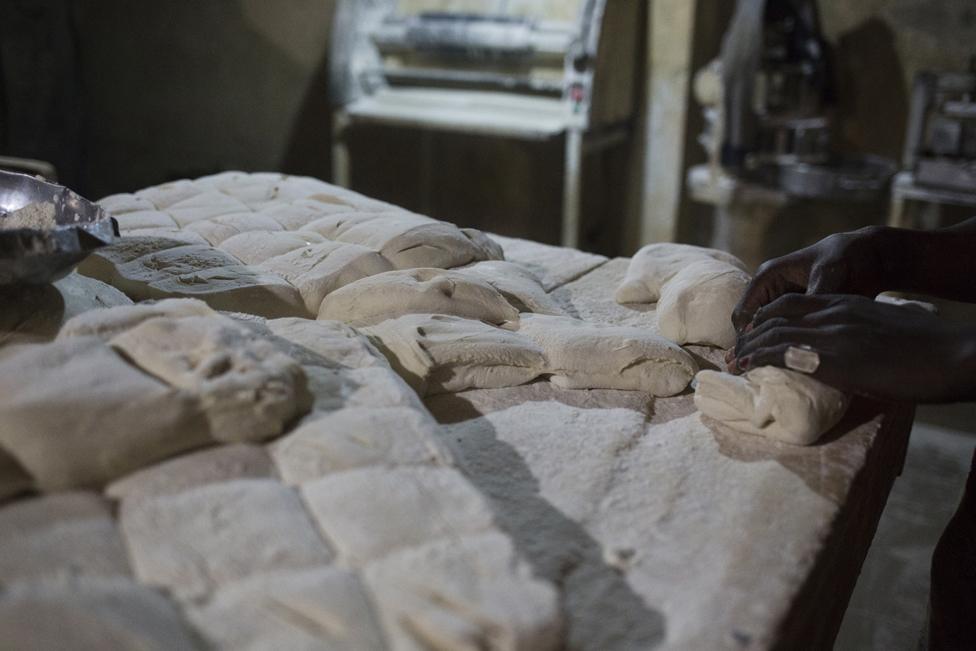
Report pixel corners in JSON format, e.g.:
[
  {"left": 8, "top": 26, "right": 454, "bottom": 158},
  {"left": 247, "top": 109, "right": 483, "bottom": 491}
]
[
  {"left": 688, "top": 0, "right": 896, "bottom": 268},
  {"left": 0, "top": 171, "right": 117, "bottom": 286},
  {"left": 330, "top": 0, "right": 642, "bottom": 248},
  {"left": 889, "top": 65, "right": 976, "bottom": 229}
]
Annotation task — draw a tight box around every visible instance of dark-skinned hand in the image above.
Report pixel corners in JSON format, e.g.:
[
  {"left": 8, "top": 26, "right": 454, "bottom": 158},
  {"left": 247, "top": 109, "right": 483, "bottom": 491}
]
[
  {"left": 731, "top": 226, "right": 895, "bottom": 332},
  {"left": 732, "top": 294, "right": 976, "bottom": 403}
]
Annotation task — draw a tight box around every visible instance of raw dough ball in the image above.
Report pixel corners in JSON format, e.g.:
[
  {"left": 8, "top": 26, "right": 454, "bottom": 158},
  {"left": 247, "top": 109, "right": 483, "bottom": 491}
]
[
  {"left": 219, "top": 230, "right": 327, "bottom": 265},
  {"left": 364, "top": 314, "right": 547, "bottom": 395},
  {"left": 98, "top": 193, "right": 157, "bottom": 215},
  {"left": 0, "top": 337, "right": 211, "bottom": 491},
  {"left": 694, "top": 367, "right": 850, "bottom": 445},
  {"left": 260, "top": 241, "right": 394, "bottom": 314},
  {"left": 78, "top": 237, "right": 309, "bottom": 318},
  {"left": 301, "top": 211, "right": 431, "bottom": 240},
  {"left": 515, "top": 314, "right": 698, "bottom": 396},
  {"left": 112, "top": 210, "right": 178, "bottom": 232},
  {"left": 260, "top": 200, "right": 356, "bottom": 231},
  {"left": 110, "top": 315, "right": 311, "bottom": 444},
  {"left": 165, "top": 191, "right": 251, "bottom": 227},
  {"left": 655, "top": 258, "right": 751, "bottom": 349},
  {"left": 459, "top": 260, "right": 566, "bottom": 315},
  {"left": 615, "top": 243, "right": 747, "bottom": 304},
  {"left": 319, "top": 268, "right": 520, "bottom": 327}
]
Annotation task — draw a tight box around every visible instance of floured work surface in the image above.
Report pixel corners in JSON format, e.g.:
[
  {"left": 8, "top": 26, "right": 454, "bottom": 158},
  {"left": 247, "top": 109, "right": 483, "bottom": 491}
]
[{"left": 0, "top": 173, "right": 912, "bottom": 651}]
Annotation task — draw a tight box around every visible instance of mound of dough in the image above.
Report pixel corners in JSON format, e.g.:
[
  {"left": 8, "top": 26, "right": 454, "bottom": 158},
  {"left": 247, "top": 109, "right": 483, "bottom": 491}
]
[
  {"left": 656, "top": 258, "right": 751, "bottom": 349},
  {"left": 58, "top": 298, "right": 216, "bottom": 341},
  {"left": 364, "top": 314, "right": 546, "bottom": 395},
  {"left": 0, "top": 337, "right": 211, "bottom": 491},
  {"left": 694, "top": 367, "right": 850, "bottom": 445},
  {"left": 77, "top": 237, "right": 308, "bottom": 318},
  {"left": 515, "top": 314, "right": 698, "bottom": 396},
  {"left": 110, "top": 314, "right": 311, "bottom": 444},
  {"left": 459, "top": 260, "right": 566, "bottom": 315},
  {"left": 218, "top": 230, "right": 327, "bottom": 265},
  {"left": 313, "top": 213, "right": 502, "bottom": 270},
  {"left": 259, "top": 241, "right": 394, "bottom": 314},
  {"left": 616, "top": 244, "right": 750, "bottom": 348},
  {"left": 319, "top": 268, "right": 520, "bottom": 327},
  {"left": 185, "top": 212, "right": 283, "bottom": 246}
]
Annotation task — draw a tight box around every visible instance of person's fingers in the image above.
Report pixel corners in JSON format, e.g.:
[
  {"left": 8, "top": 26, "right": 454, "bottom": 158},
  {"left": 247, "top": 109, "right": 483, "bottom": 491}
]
[
  {"left": 734, "top": 317, "right": 788, "bottom": 355},
  {"left": 740, "top": 343, "right": 847, "bottom": 390},
  {"left": 735, "top": 325, "right": 834, "bottom": 365},
  {"left": 806, "top": 260, "right": 849, "bottom": 295},
  {"left": 731, "top": 256, "right": 809, "bottom": 331},
  {"left": 751, "top": 293, "right": 839, "bottom": 326}
]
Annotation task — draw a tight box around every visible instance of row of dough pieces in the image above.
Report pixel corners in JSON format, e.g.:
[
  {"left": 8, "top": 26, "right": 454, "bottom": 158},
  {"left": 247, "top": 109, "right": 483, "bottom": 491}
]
[
  {"left": 0, "top": 300, "right": 564, "bottom": 650},
  {"left": 97, "top": 173, "right": 845, "bottom": 446}
]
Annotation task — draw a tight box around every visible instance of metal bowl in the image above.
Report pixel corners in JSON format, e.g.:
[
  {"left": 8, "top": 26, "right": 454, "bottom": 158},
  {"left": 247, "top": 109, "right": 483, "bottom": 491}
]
[{"left": 0, "top": 170, "right": 118, "bottom": 286}]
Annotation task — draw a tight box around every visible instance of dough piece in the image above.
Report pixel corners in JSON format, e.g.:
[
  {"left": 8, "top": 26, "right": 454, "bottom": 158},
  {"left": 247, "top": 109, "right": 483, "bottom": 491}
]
[
  {"left": 266, "top": 317, "right": 387, "bottom": 370},
  {"left": 320, "top": 268, "right": 519, "bottom": 327},
  {"left": 134, "top": 179, "right": 200, "bottom": 210},
  {"left": 271, "top": 407, "right": 455, "bottom": 484},
  {"left": 219, "top": 230, "right": 327, "bottom": 265},
  {"left": 106, "top": 444, "right": 275, "bottom": 502},
  {"left": 331, "top": 215, "right": 502, "bottom": 269},
  {"left": 260, "top": 200, "right": 356, "bottom": 231},
  {"left": 0, "top": 337, "right": 211, "bottom": 491},
  {"left": 112, "top": 210, "right": 178, "bottom": 231},
  {"left": 98, "top": 193, "right": 157, "bottom": 214},
  {"left": 694, "top": 367, "right": 850, "bottom": 445},
  {"left": 301, "top": 211, "right": 430, "bottom": 240},
  {"left": 260, "top": 241, "right": 394, "bottom": 314},
  {"left": 489, "top": 234, "right": 608, "bottom": 291},
  {"left": 0, "top": 577, "right": 204, "bottom": 651},
  {"left": 189, "top": 568, "right": 387, "bottom": 651},
  {"left": 110, "top": 315, "right": 311, "bottom": 444},
  {"left": 364, "top": 314, "right": 546, "bottom": 395},
  {"left": 615, "top": 243, "right": 747, "bottom": 305},
  {"left": 120, "top": 479, "right": 333, "bottom": 601},
  {"left": 78, "top": 237, "right": 309, "bottom": 318},
  {"left": 655, "top": 258, "right": 752, "bottom": 349},
  {"left": 515, "top": 314, "right": 698, "bottom": 396},
  {"left": 364, "top": 532, "right": 562, "bottom": 651},
  {"left": 58, "top": 298, "right": 216, "bottom": 341},
  {"left": 165, "top": 191, "right": 251, "bottom": 227},
  {"left": 186, "top": 212, "right": 284, "bottom": 246},
  {"left": 300, "top": 466, "right": 496, "bottom": 564},
  {"left": 461, "top": 228, "right": 505, "bottom": 261},
  {"left": 0, "top": 274, "right": 132, "bottom": 351},
  {"left": 0, "top": 493, "right": 132, "bottom": 584},
  {"left": 121, "top": 228, "right": 211, "bottom": 246},
  {"left": 460, "top": 260, "right": 567, "bottom": 315}
]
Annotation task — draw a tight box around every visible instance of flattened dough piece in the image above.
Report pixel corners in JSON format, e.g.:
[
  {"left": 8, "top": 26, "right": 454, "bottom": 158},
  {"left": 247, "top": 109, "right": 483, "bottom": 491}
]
[
  {"left": 364, "top": 532, "right": 562, "bottom": 651},
  {"left": 320, "top": 268, "right": 519, "bottom": 327},
  {"left": 301, "top": 466, "right": 496, "bottom": 564},
  {"left": 189, "top": 568, "right": 386, "bottom": 651},
  {"left": 260, "top": 241, "right": 394, "bottom": 314},
  {"left": 0, "top": 337, "right": 211, "bottom": 491},
  {"left": 185, "top": 212, "right": 283, "bottom": 246},
  {"left": 219, "top": 230, "right": 327, "bottom": 265},
  {"left": 271, "top": 407, "right": 455, "bottom": 484},
  {"left": 515, "top": 314, "right": 697, "bottom": 396},
  {"left": 113, "top": 210, "right": 178, "bottom": 232},
  {"left": 655, "top": 258, "right": 751, "bottom": 349},
  {"left": 58, "top": 298, "right": 216, "bottom": 341},
  {"left": 110, "top": 315, "right": 311, "bottom": 444},
  {"left": 332, "top": 215, "right": 501, "bottom": 269},
  {"left": 364, "top": 314, "right": 546, "bottom": 395},
  {"left": 266, "top": 317, "right": 387, "bottom": 370},
  {"left": 459, "top": 260, "right": 566, "bottom": 315},
  {"left": 78, "top": 237, "right": 308, "bottom": 318},
  {"left": 694, "top": 367, "right": 850, "bottom": 445},
  {"left": 0, "top": 577, "right": 204, "bottom": 651},
  {"left": 615, "top": 243, "right": 747, "bottom": 304},
  {"left": 120, "top": 479, "right": 333, "bottom": 601}
]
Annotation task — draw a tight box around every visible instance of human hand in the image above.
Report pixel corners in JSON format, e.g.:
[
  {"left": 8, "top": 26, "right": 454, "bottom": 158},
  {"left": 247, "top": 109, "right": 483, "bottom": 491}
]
[
  {"left": 731, "top": 226, "right": 896, "bottom": 331},
  {"left": 732, "top": 294, "right": 976, "bottom": 403}
]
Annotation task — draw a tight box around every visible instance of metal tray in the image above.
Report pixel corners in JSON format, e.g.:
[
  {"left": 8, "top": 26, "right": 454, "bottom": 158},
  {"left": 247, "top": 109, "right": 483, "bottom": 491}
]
[{"left": 0, "top": 170, "right": 118, "bottom": 286}]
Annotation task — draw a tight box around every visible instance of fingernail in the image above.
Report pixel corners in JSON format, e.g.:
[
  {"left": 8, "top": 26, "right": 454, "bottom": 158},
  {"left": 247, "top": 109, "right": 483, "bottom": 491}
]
[{"left": 738, "top": 356, "right": 752, "bottom": 371}]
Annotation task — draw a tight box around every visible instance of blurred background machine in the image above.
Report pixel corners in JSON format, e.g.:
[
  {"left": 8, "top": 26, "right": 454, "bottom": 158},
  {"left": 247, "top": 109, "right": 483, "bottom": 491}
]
[
  {"left": 329, "top": 0, "right": 642, "bottom": 249},
  {"left": 688, "top": 0, "right": 895, "bottom": 269},
  {"left": 890, "top": 65, "right": 976, "bottom": 230}
]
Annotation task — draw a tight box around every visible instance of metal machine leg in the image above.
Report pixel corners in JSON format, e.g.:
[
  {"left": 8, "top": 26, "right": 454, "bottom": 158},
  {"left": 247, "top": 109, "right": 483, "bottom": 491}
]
[
  {"left": 562, "top": 128, "right": 584, "bottom": 249},
  {"left": 332, "top": 111, "right": 352, "bottom": 188}
]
